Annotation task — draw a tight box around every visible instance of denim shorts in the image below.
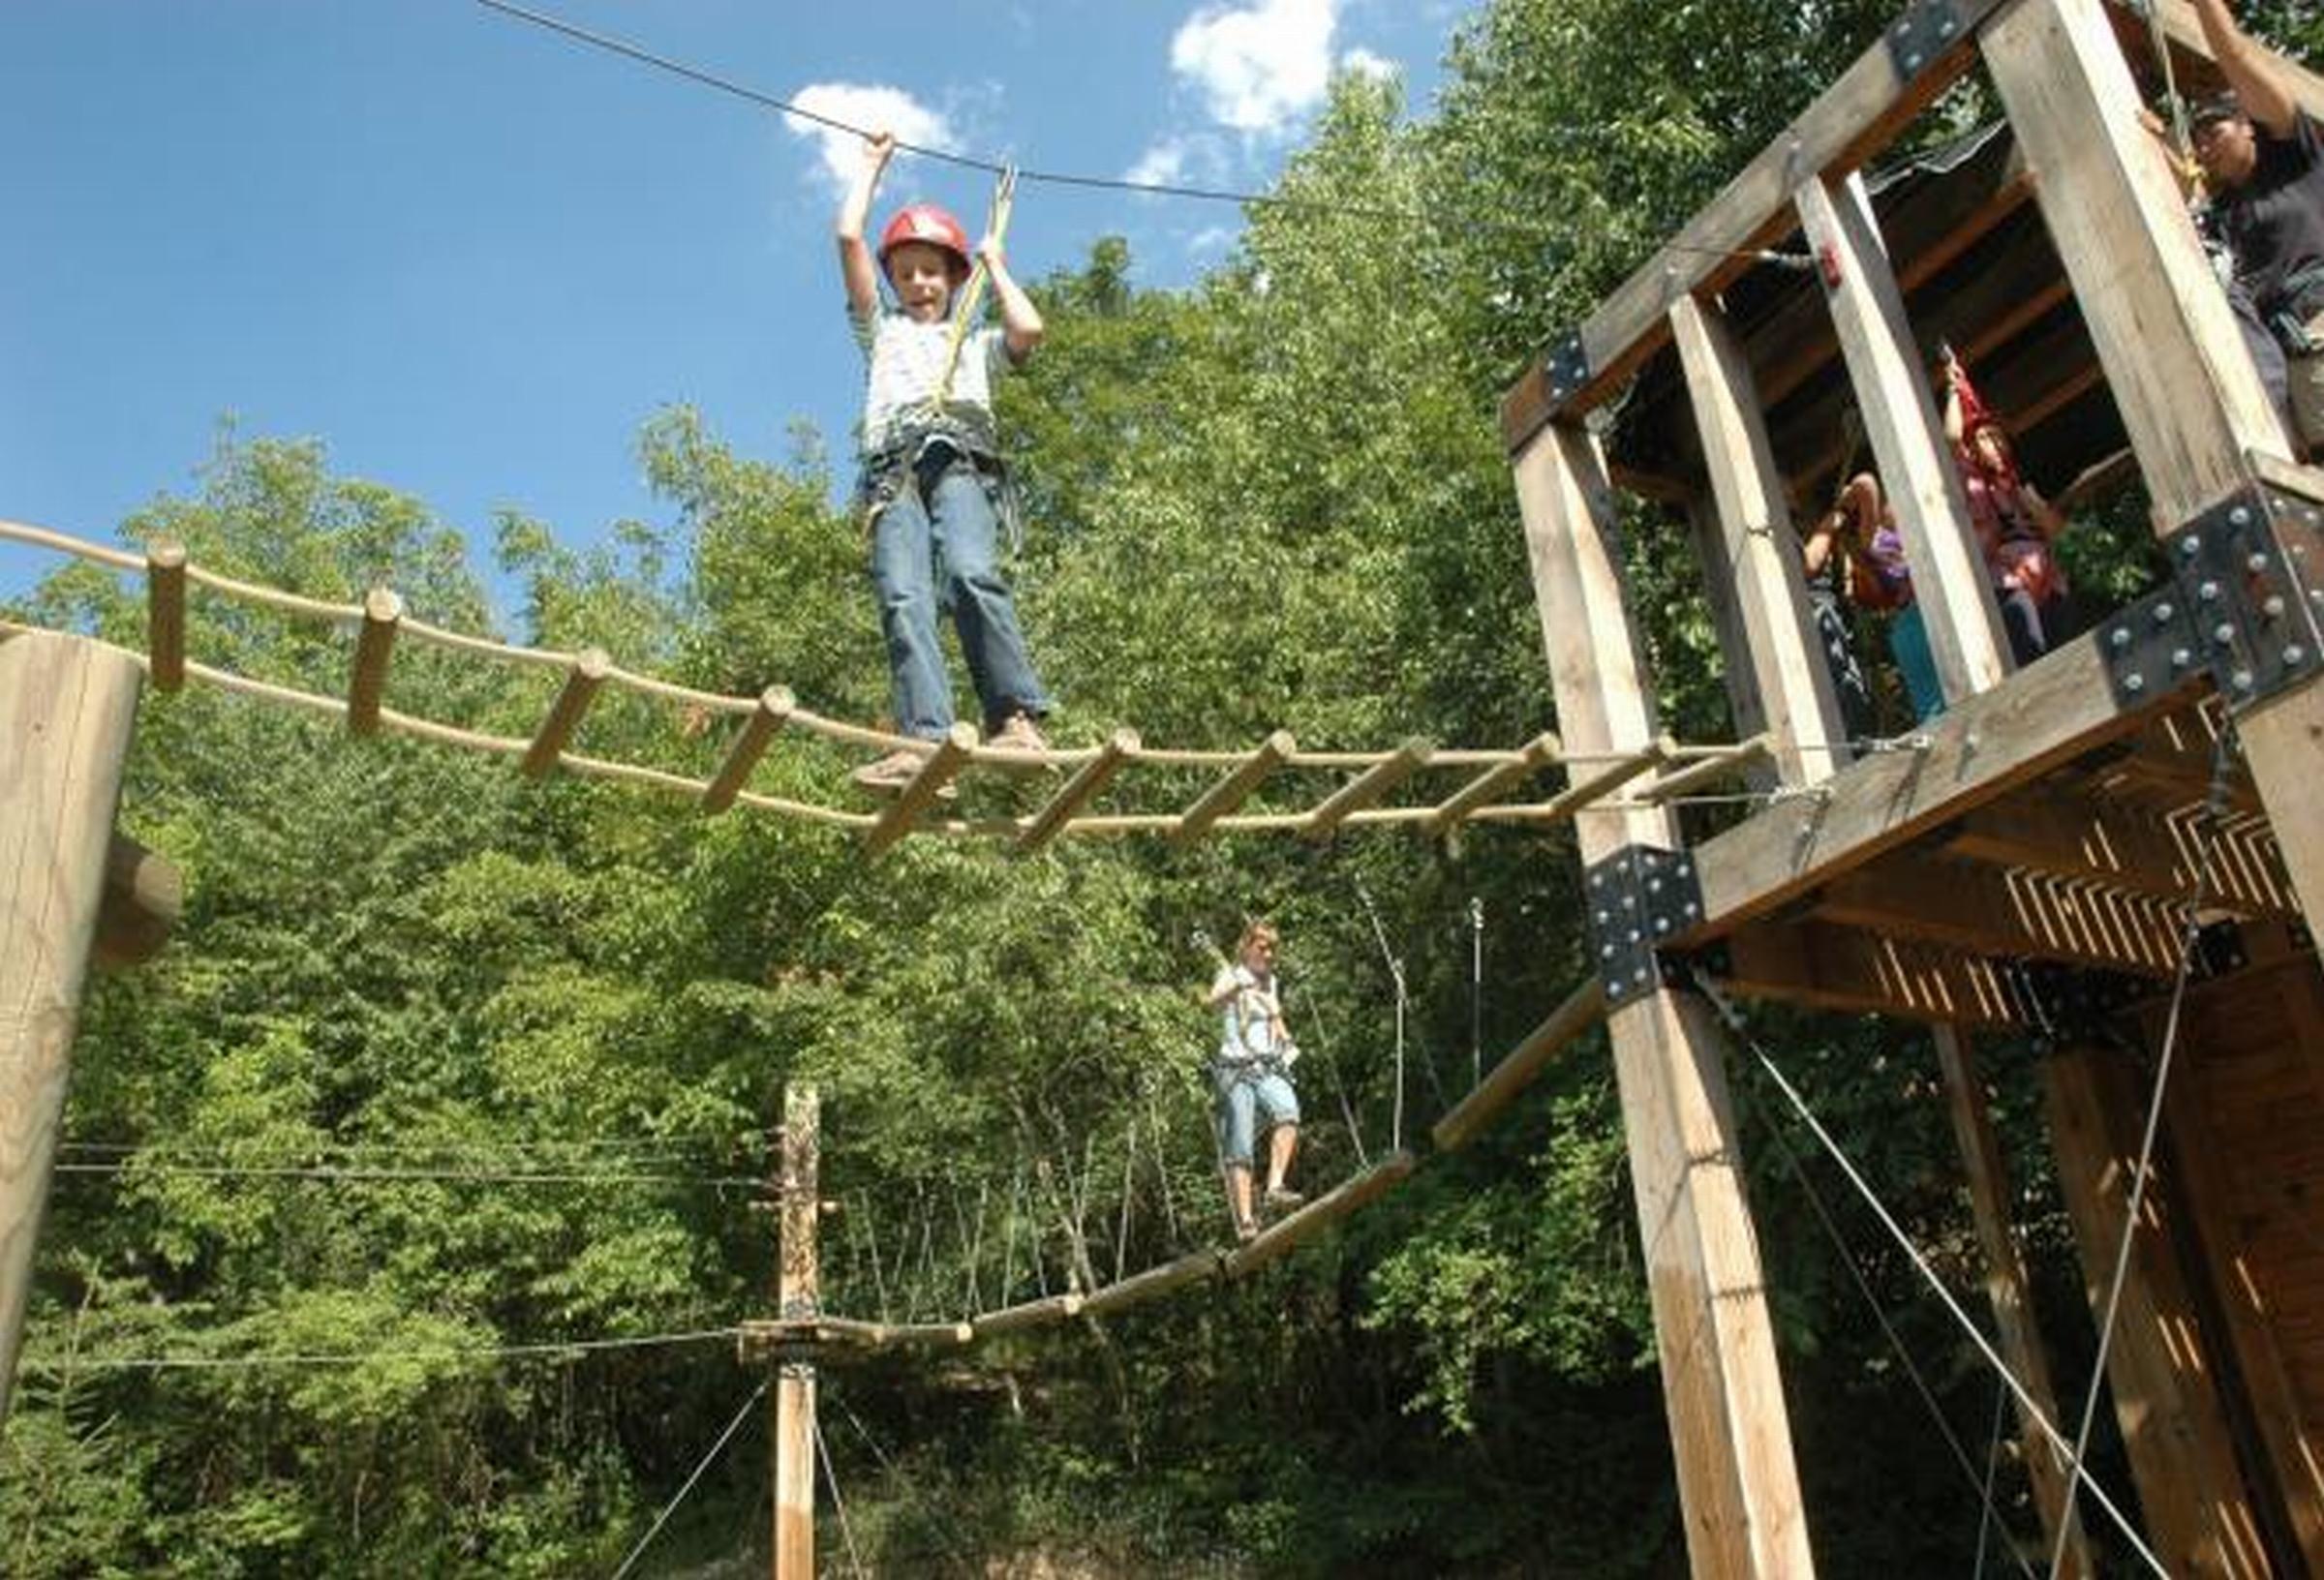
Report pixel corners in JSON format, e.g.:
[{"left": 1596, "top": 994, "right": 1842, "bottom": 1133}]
[{"left": 1213, "top": 1064, "right": 1299, "bottom": 1167}]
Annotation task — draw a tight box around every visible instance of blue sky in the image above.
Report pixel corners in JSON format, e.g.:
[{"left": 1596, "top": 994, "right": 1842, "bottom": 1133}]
[{"left": 3, "top": 0, "right": 1475, "bottom": 609}]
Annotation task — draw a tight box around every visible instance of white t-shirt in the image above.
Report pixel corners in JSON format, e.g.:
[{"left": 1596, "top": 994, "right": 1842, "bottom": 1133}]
[
  {"left": 850, "top": 303, "right": 1008, "bottom": 456},
  {"left": 1213, "top": 965, "right": 1288, "bottom": 1064}
]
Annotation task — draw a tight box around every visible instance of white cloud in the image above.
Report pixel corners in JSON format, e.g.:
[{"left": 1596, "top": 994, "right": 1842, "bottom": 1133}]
[
  {"left": 1169, "top": 0, "right": 1338, "bottom": 135},
  {"left": 1125, "top": 138, "right": 1192, "bottom": 189},
  {"left": 785, "top": 83, "right": 959, "bottom": 196},
  {"left": 1339, "top": 46, "right": 1397, "bottom": 83}
]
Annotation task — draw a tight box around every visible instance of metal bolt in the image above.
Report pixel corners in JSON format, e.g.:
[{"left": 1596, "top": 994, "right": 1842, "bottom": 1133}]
[
  {"left": 2264, "top": 594, "right": 2286, "bottom": 619},
  {"left": 2199, "top": 581, "right": 2220, "bottom": 601},
  {"left": 1938, "top": 16, "right": 1956, "bottom": 37},
  {"left": 2231, "top": 505, "right": 2253, "bottom": 527},
  {"left": 1602, "top": 943, "right": 1616, "bottom": 960},
  {"left": 1903, "top": 51, "right": 1922, "bottom": 70},
  {"left": 2181, "top": 536, "right": 2202, "bottom": 558},
  {"left": 2171, "top": 648, "right": 2192, "bottom": 669},
  {"left": 1633, "top": 966, "right": 1649, "bottom": 984},
  {"left": 1647, "top": 877, "right": 1663, "bottom": 895},
  {"left": 1606, "top": 977, "right": 1624, "bottom": 996},
  {"left": 1684, "top": 901, "right": 1699, "bottom": 919},
  {"left": 1594, "top": 908, "right": 1609, "bottom": 926},
  {"left": 2110, "top": 627, "right": 2131, "bottom": 650},
  {"left": 1621, "top": 895, "right": 1636, "bottom": 911},
  {"left": 2215, "top": 623, "right": 2236, "bottom": 645},
  {"left": 2124, "top": 673, "right": 2146, "bottom": 693},
  {"left": 2288, "top": 646, "right": 2309, "bottom": 666},
  {"left": 2248, "top": 552, "right": 2272, "bottom": 573},
  {"left": 2155, "top": 602, "right": 2176, "bottom": 623},
  {"left": 2233, "top": 669, "right": 2255, "bottom": 690},
  {"left": 1653, "top": 918, "right": 1670, "bottom": 935},
  {"left": 1627, "top": 929, "right": 1640, "bottom": 945}
]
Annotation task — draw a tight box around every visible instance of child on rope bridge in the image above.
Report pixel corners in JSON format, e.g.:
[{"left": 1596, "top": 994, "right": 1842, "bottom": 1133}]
[
  {"left": 1201, "top": 921, "right": 1303, "bottom": 1244},
  {"left": 837, "top": 131, "right": 1055, "bottom": 796}
]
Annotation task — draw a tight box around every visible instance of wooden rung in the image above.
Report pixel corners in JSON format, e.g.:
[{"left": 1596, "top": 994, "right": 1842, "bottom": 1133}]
[
  {"left": 970, "top": 1291, "right": 1084, "bottom": 1339},
  {"left": 1471, "top": 735, "right": 1676, "bottom": 824},
  {"left": 864, "top": 723, "right": 977, "bottom": 858},
  {"left": 1079, "top": 1249, "right": 1225, "bottom": 1320},
  {"left": 520, "top": 648, "right": 611, "bottom": 777},
  {"left": 703, "top": 685, "right": 795, "bottom": 814},
  {"left": 1303, "top": 738, "right": 1434, "bottom": 841},
  {"left": 1170, "top": 729, "right": 1296, "bottom": 845},
  {"left": 1425, "top": 730, "right": 1562, "bottom": 836},
  {"left": 736, "top": 1315, "right": 970, "bottom": 1360},
  {"left": 1637, "top": 733, "right": 1773, "bottom": 805},
  {"left": 886, "top": 1321, "right": 975, "bottom": 1348},
  {"left": 146, "top": 541, "right": 188, "bottom": 693},
  {"left": 1431, "top": 980, "right": 1609, "bottom": 1152},
  {"left": 1018, "top": 728, "right": 1139, "bottom": 853},
  {"left": 1227, "top": 1152, "right": 1417, "bottom": 1277},
  {"left": 346, "top": 587, "right": 403, "bottom": 736}
]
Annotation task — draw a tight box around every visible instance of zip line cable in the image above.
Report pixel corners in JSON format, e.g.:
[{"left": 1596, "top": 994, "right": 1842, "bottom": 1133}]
[
  {"left": 1688, "top": 970, "right": 2169, "bottom": 1578},
  {"left": 608, "top": 1377, "right": 769, "bottom": 1580},
  {"left": 54, "top": 1160, "right": 758, "bottom": 1189},
  {"left": 40, "top": 1323, "right": 744, "bottom": 1373},
  {"left": 473, "top": 0, "right": 1812, "bottom": 269},
  {"left": 816, "top": 1408, "right": 872, "bottom": 1580}
]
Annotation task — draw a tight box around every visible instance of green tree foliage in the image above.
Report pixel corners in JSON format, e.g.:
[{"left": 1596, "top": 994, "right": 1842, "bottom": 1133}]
[{"left": 2, "top": 1, "right": 2284, "bottom": 1571}]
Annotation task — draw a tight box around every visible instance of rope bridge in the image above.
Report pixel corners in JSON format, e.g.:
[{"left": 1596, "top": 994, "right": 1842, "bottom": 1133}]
[{"left": 2, "top": 518, "right": 1770, "bottom": 852}]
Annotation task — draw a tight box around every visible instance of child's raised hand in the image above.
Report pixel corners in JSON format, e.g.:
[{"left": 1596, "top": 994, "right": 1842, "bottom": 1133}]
[
  {"left": 863, "top": 131, "right": 898, "bottom": 169},
  {"left": 975, "top": 235, "right": 1006, "bottom": 272}
]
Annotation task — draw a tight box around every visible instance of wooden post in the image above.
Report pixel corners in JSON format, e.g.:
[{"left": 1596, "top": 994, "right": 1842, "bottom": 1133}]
[
  {"left": 773, "top": 1084, "right": 818, "bottom": 1580},
  {"left": 1794, "top": 171, "right": 2010, "bottom": 709},
  {"left": 1670, "top": 294, "right": 1847, "bottom": 783},
  {"left": 0, "top": 633, "right": 143, "bottom": 1422},
  {"left": 1930, "top": 1026, "right": 2092, "bottom": 1577},
  {"left": 2041, "top": 1046, "right": 2268, "bottom": 1576},
  {"left": 1982, "top": 0, "right": 2324, "bottom": 927},
  {"left": 1513, "top": 420, "right": 1814, "bottom": 1577}
]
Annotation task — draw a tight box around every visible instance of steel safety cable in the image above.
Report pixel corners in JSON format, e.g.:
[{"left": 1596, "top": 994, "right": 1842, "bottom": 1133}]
[{"left": 608, "top": 1378, "right": 769, "bottom": 1580}]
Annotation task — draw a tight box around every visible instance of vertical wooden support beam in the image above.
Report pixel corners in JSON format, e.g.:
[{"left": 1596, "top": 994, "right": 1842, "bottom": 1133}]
[
  {"left": 1984, "top": 0, "right": 2324, "bottom": 927},
  {"left": 145, "top": 541, "right": 187, "bottom": 694},
  {"left": 1514, "top": 421, "right": 1813, "bottom": 1578},
  {"left": 773, "top": 1083, "right": 819, "bottom": 1580},
  {"left": 346, "top": 588, "right": 401, "bottom": 737},
  {"left": 0, "top": 633, "right": 142, "bottom": 1423},
  {"left": 2041, "top": 1045, "right": 2270, "bottom": 1577},
  {"left": 1931, "top": 1026, "right": 2092, "bottom": 1577},
  {"left": 1671, "top": 294, "right": 1847, "bottom": 783},
  {"left": 1794, "top": 172, "right": 2011, "bottom": 707},
  {"left": 1682, "top": 494, "right": 1774, "bottom": 764}
]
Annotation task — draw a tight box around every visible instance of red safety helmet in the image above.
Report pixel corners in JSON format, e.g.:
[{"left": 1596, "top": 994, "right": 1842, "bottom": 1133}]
[{"left": 877, "top": 204, "right": 972, "bottom": 282}]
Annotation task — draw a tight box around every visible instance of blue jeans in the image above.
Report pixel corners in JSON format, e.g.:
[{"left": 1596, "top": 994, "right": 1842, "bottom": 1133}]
[
  {"left": 867, "top": 446, "right": 1050, "bottom": 740},
  {"left": 1213, "top": 1064, "right": 1299, "bottom": 1168}
]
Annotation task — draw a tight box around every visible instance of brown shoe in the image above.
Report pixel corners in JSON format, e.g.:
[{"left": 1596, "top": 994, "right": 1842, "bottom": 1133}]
[
  {"left": 984, "top": 712, "right": 1055, "bottom": 774},
  {"left": 850, "top": 748, "right": 957, "bottom": 801},
  {"left": 1263, "top": 1186, "right": 1304, "bottom": 1213},
  {"left": 1235, "top": 1216, "right": 1260, "bottom": 1244}
]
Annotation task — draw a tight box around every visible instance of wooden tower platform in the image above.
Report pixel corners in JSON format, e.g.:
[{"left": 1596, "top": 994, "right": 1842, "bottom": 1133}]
[{"left": 1501, "top": 0, "right": 2324, "bottom": 1572}]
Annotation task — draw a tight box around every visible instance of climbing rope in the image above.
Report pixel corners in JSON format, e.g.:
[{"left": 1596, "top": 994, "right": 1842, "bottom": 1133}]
[{"left": 608, "top": 1377, "right": 769, "bottom": 1580}]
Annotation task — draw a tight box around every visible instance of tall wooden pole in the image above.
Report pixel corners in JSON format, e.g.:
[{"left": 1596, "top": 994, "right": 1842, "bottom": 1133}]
[
  {"left": 0, "top": 633, "right": 142, "bottom": 1422},
  {"left": 773, "top": 1084, "right": 819, "bottom": 1580}
]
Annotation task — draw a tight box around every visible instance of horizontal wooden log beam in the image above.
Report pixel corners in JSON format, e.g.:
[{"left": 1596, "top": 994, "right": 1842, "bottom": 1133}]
[
  {"left": 94, "top": 832, "right": 182, "bottom": 971},
  {"left": 969, "top": 1291, "right": 1083, "bottom": 1340},
  {"left": 736, "top": 1315, "right": 972, "bottom": 1361},
  {"left": 1432, "top": 980, "right": 1609, "bottom": 1152},
  {"left": 1078, "top": 1249, "right": 1224, "bottom": 1321},
  {"left": 1226, "top": 1152, "right": 1417, "bottom": 1277}
]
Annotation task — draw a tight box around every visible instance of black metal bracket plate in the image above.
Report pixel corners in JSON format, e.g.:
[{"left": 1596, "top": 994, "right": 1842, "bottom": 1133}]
[
  {"left": 1583, "top": 843, "right": 1703, "bottom": 1007},
  {"left": 2152, "top": 483, "right": 2324, "bottom": 713},
  {"left": 1885, "top": 0, "right": 1969, "bottom": 82},
  {"left": 1543, "top": 330, "right": 1591, "bottom": 410}
]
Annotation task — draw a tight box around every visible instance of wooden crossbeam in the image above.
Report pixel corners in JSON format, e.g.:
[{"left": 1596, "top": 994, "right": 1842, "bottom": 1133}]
[
  {"left": 145, "top": 541, "right": 187, "bottom": 694},
  {"left": 347, "top": 588, "right": 402, "bottom": 737},
  {"left": 1303, "top": 738, "right": 1432, "bottom": 841},
  {"left": 1637, "top": 734, "right": 1775, "bottom": 805},
  {"left": 864, "top": 723, "right": 977, "bottom": 859},
  {"left": 703, "top": 685, "right": 794, "bottom": 814},
  {"left": 1432, "top": 980, "right": 1609, "bottom": 1152},
  {"left": 1170, "top": 729, "right": 1295, "bottom": 845},
  {"left": 1019, "top": 728, "right": 1138, "bottom": 854},
  {"left": 737, "top": 1316, "right": 972, "bottom": 1361},
  {"left": 1946, "top": 787, "right": 2294, "bottom": 917},
  {"left": 1078, "top": 1249, "right": 1223, "bottom": 1321},
  {"left": 1425, "top": 730, "right": 1560, "bottom": 836},
  {"left": 1712, "top": 920, "right": 2034, "bottom": 1027},
  {"left": 520, "top": 648, "right": 610, "bottom": 777},
  {"left": 969, "top": 1291, "right": 1082, "bottom": 1340},
  {"left": 1226, "top": 1152, "right": 1416, "bottom": 1277},
  {"left": 1477, "top": 736, "right": 1677, "bottom": 826},
  {"left": 94, "top": 833, "right": 183, "bottom": 970},
  {"left": 1815, "top": 850, "right": 2185, "bottom": 974}
]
